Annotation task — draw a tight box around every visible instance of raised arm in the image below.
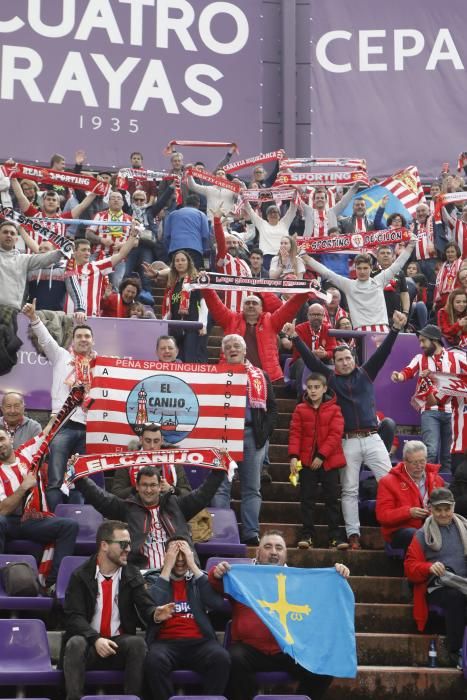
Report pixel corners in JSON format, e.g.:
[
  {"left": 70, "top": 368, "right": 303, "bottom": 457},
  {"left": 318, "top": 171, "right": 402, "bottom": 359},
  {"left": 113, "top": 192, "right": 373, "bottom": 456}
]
[
  {"left": 377, "top": 236, "right": 416, "bottom": 284},
  {"left": 300, "top": 252, "right": 351, "bottom": 294},
  {"left": 286, "top": 325, "right": 333, "bottom": 378},
  {"left": 282, "top": 201, "right": 297, "bottom": 229},
  {"left": 331, "top": 182, "right": 360, "bottom": 217},
  {"left": 10, "top": 176, "right": 31, "bottom": 213},
  {"left": 110, "top": 223, "right": 139, "bottom": 267},
  {"left": 362, "top": 312, "right": 406, "bottom": 381},
  {"left": 70, "top": 192, "right": 97, "bottom": 219}
]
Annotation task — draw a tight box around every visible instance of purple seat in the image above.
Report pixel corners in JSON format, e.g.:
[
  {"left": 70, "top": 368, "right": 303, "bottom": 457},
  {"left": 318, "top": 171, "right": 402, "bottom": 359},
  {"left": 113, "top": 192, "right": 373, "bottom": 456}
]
[
  {"left": 195, "top": 509, "right": 246, "bottom": 558},
  {"left": 84, "top": 670, "right": 125, "bottom": 688},
  {"left": 384, "top": 543, "right": 405, "bottom": 560},
  {"left": 0, "top": 619, "right": 62, "bottom": 688},
  {"left": 171, "top": 670, "right": 204, "bottom": 685},
  {"left": 54, "top": 504, "right": 103, "bottom": 555},
  {"left": 89, "top": 472, "right": 106, "bottom": 489},
  {"left": 0, "top": 554, "right": 53, "bottom": 611},
  {"left": 5, "top": 539, "right": 43, "bottom": 558},
  {"left": 56, "top": 555, "right": 87, "bottom": 607},
  {"left": 283, "top": 357, "right": 294, "bottom": 387},
  {"left": 185, "top": 466, "right": 207, "bottom": 490},
  {"left": 462, "top": 626, "right": 467, "bottom": 679}
]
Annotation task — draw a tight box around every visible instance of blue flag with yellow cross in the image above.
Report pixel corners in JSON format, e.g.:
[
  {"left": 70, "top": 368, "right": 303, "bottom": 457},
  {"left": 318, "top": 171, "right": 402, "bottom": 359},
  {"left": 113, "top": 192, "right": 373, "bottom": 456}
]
[
  {"left": 340, "top": 184, "right": 412, "bottom": 226},
  {"left": 223, "top": 564, "right": 357, "bottom": 678}
]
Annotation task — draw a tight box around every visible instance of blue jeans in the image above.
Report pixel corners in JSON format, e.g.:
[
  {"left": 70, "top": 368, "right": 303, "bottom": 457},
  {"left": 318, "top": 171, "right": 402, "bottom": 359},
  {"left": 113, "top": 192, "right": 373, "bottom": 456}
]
[
  {"left": 421, "top": 410, "right": 452, "bottom": 472},
  {"left": 124, "top": 243, "right": 156, "bottom": 292},
  {"left": 0, "top": 515, "right": 78, "bottom": 585},
  {"left": 390, "top": 527, "right": 417, "bottom": 553},
  {"left": 47, "top": 421, "right": 86, "bottom": 512},
  {"left": 211, "top": 426, "right": 265, "bottom": 540}
]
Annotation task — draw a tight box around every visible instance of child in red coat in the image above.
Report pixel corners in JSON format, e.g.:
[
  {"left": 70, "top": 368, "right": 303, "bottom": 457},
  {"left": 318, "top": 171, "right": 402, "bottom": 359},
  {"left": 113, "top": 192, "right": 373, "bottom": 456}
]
[{"left": 288, "top": 373, "right": 348, "bottom": 550}]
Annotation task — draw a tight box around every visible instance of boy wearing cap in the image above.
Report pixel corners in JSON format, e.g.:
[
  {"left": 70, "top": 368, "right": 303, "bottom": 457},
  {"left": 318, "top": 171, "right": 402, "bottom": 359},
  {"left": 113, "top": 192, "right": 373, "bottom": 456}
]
[
  {"left": 405, "top": 487, "right": 467, "bottom": 668},
  {"left": 391, "top": 324, "right": 466, "bottom": 473}
]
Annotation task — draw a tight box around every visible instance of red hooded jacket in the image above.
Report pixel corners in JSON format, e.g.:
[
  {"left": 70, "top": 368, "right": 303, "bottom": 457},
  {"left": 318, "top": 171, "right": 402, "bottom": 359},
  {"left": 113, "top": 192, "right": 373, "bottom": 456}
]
[
  {"left": 288, "top": 391, "right": 345, "bottom": 470},
  {"left": 291, "top": 320, "right": 337, "bottom": 363},
  {"left": 202, "top": 288, "right": 309, "bottom": 382},
  {"left": 375, "top": 462, "right": 444, "bottom": 542}
]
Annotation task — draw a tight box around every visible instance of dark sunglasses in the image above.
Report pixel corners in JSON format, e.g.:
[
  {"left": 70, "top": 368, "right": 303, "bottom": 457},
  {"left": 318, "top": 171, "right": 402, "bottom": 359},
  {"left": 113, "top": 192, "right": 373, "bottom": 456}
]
[{"left": 106, "top": 540, "right": 131, "bottom": 550}]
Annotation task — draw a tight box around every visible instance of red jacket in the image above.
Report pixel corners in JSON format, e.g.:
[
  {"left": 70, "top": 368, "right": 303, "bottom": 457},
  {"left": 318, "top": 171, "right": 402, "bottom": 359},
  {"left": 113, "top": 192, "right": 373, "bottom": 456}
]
[
  {"left": 288, "top": 391, "right": 345, "bottom": 470},
  {"left": 208, "top": 567, "right": 280, "bottom": 654},
  {"left": 404, "top": 534, "right": 435, "bottom": 631},
  {"left": 437, "top": 308, "right": 467, "bottom": 347},
  {"left": 375, "top": 462, "right": 444, "bottom": 542},
  {"left": 203, "top": 288, "right": 309, "bottom": 381},
  {"left": 100, "top": 292, "right": 131, "bottom": 318},
  {"left": 291, "top": 321, "right": 337, "bottom": 363}
]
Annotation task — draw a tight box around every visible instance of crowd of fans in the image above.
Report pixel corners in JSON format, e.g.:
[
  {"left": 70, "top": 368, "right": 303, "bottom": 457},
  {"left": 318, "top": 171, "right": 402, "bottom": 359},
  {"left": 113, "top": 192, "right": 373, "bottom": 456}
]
[{"left": 0, "top": 144, "right": 467, "bottom": 695}]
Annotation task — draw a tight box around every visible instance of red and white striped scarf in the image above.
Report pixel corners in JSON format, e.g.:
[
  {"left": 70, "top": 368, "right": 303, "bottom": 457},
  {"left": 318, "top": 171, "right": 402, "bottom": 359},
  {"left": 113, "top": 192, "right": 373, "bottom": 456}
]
[
  {"left": 162, "top": 277, "right": 192, "bottom": 317},
  {"left": 245, "top": 360, "right": 267, "bottom": 409},
  {"left": 164, "top": 140, "right": 238, "bottom": 156},
  {"left": 412, "top": 217, "right": 435, "bottom": 260}
]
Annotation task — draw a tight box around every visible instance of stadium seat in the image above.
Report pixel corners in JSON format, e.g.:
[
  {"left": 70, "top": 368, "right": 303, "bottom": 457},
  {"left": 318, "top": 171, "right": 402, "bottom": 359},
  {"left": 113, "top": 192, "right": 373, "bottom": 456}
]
[
  {"left": 254, "top": 696, "right": 310, "bottom": 700},
  {"left": 84, "top": 670, "right": 125, "bottom": 690},
  {"left": 5, "top": 539, "right": 43, "bottom": 558},
  {"left": 54, "top": 504, "right": 103, "bottom": 555},
  {"left": 169, "top": 696, "right": 227, "bottom": 700},
  {"left": 0, "top": 554, "right": 54, "bottom": 611},
  {"left": 55, "top": 555, "right": 87, "bottom": 607},
  {"left": 0, "top": 619, "right": 62, "bottom": 690},
  {"left": 195, "top": 508, "right": 247, "bottom": 558},
  {"left": 82, "top": 696, "right": 140, "bottom": 700},
  {"left": 185, "top": 466, "right": 207, "bottom": 489}
]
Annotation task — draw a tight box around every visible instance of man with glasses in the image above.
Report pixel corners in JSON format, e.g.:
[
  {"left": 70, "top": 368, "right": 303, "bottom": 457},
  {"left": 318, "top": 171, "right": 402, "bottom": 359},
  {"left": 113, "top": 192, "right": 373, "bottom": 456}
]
[
  {"left": 76, "top": 463, "right": 224, "bottom": 570},
  {"left": 289, "top": 303, "right": 337, "bottom": 396},
  {"left": 376, "top": 440, "right": 445, "bottom": 553},
  {"left": 62, "top": 519, "right": 157, "bottom": 700}
]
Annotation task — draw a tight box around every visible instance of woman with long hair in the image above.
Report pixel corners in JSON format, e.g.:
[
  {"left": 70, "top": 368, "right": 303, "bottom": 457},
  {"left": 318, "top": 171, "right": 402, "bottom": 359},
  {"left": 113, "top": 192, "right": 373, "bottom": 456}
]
[
  {"left": 438, "top": 288, "right": 467, "bottom": 348},
  {"left": 269, "top": 236, "right": 305, "bottom": 279},
  {"left": 161, "top": 250, "right": 208, "bottom": 362}
]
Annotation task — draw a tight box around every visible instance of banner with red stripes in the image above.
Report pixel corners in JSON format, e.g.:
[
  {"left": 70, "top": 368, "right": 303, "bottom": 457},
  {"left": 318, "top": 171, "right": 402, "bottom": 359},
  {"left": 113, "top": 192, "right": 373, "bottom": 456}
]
[{"left": 87, "top": 358, "right": 247, "bottom": 460}]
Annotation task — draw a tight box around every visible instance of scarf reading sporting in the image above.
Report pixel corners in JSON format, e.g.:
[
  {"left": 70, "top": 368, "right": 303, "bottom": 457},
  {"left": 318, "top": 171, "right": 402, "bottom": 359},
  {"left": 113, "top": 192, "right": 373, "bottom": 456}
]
[
  {"left": 234, "top": 187, "right": 299, "bottom": 214},
  {"left": 66, "top": 447, "right": 235, "bottom": 485},
  {"left": 245, "top": 360, "right": 267, "bottom": 409},
  {"left": 162, "top": 277, "right": 192, "bottom": 317},
  {"left": 434, "top": 191, "right": 467, "bottom": 217},
  {"left": 0, "top": 205, "right": 74, "bottom": 258},
  {"left": 1, "top": 162, "right": 111, "bottom": 196},
  {"left": 276, "top": 171, "right": 369, "bottom": 187},
  {"left": 164, "top": 139, "right": 238, "bottom": 156},
  {"left": 22, "top": 385, "right": 86, "bottom": 585},
  {"left": 223, "top": 150, "right": 284, "bottom": 174},
  {"left": 297, "top": 227, "right": 411, "bottom": 254},
  {"left": 184, "top": 167, "right": 241, "bottom": 193},
  {"left": 280, "top": 157, "right": 367, "bottom": 171},
  {"left": 184, "top": 271, "right": 330, "bottom": 303}
]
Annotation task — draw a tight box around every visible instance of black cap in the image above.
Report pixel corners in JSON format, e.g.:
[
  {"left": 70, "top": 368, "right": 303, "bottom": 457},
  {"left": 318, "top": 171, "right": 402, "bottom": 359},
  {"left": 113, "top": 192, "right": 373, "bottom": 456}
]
[
  {"left": 418, "top": 324, "right": 442, "bottom": 342},
  {"left": 428, "top": 487, "right": 455, "bottom": 506}
]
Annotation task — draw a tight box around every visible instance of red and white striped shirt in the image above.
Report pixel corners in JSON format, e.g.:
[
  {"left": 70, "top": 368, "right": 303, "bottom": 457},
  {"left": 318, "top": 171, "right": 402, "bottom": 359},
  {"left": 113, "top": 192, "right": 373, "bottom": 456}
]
[
  {"left": 435, "top": 259, "right": 462, "bottom": 304},
  {"left": 451, "top": 396, "right": 467, "bottom": 454},
  {"left": 218, "top": 254, "right": 251, "bottom": 312},
  {"left": 88, "top": 210, "right": 132, "bottom": 259},
  {"left": 401, "top": 350, "right": 464, "bottom": 412},
  {"left": 143, "top": 505, "right": 167, "bottom": 569},
  {"left": 412, "top": 218, "right": 435, "bottom": 260},
  {"left": 0, "top": 434, "right": 43, "bottom": 504},
  {"left": 64, "top": 258, "right": 114, "bottom": 316},
  {"left": 24, "top": 204, "right": 74, "bottom": 241}
]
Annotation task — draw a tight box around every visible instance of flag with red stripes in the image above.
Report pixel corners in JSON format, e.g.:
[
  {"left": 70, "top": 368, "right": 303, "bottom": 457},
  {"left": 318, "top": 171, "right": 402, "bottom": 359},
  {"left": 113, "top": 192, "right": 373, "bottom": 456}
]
[
  {"left": 87, "top": 358, "right": 247, "bottom": 460},
  {"left": 379, "top": 166, "right": 425, "bottom": 216}
]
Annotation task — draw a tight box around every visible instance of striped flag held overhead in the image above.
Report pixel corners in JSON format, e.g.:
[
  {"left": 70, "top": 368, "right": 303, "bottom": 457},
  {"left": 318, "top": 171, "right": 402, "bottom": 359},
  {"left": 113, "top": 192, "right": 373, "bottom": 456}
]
[
  {"left": 379, "top": 165, "right": 425, "bottom": 216},
  {"left": 86, "top": 357, "right": 247, "bottom": 460}
]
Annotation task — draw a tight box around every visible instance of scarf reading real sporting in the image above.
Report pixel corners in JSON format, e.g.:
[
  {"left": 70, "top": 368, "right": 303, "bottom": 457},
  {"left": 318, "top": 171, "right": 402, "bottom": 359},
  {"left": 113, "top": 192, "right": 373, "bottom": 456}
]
[
  {"left": 297, "top": 227, "right": 411, "bottom": 254},
  {"left": 65, "top": 447, "right": 235, "bottom": 485},
  {"left": 184, "top": 272, "right": 331, "bottom": 303},
  {"left": 0, "top": 205, "right": 74, "bottom": 258},
  {"left": 0, "top": 162, "right": 111, "bottom": 196}
]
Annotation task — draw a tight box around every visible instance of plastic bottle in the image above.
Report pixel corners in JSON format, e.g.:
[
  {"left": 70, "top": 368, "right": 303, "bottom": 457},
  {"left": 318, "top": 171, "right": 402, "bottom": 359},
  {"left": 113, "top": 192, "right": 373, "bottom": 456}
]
[{"left": 428, "top": 639, "right": 437, "bottom": 668}]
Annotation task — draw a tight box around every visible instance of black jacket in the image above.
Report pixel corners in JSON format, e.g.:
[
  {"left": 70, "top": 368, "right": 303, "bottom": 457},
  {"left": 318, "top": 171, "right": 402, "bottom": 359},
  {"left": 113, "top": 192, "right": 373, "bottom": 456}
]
[
  {"left": 146, "top": 572, "right": 226, "bottom": 643},
  {"left": 77, "top": 469, "right": 225, "bottom": 568},
  {"left": 62, "top": 555, "right": 156, "bottom": 651}
]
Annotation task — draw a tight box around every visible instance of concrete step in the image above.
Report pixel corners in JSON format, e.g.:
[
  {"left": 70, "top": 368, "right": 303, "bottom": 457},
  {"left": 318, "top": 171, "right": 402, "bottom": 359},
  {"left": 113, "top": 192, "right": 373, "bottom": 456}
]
[
  {"left": 355, "top": 633, "right": 452, "bottom": 667},
  {"left": 350, "top": 576, "right": 411, "bottom": 604},
  {"left": 328, "top": 666, "right": 466, "bottom": 699}
]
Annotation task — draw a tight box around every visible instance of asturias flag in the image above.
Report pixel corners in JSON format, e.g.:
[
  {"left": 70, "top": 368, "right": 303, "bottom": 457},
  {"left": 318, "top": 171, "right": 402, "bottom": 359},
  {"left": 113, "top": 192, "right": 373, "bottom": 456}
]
[
  {"left": 340, "top": 183, "right": 412, "bottom": 226},
  {"left": 223, "top": 564, "right": 357, "bottom": 678}
]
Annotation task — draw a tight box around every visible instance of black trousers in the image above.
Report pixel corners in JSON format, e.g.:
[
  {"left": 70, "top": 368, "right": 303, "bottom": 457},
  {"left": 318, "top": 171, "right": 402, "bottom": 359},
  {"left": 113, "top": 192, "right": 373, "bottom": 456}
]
[
  {"left": 299, "top": 466, "right": 340, "bottom": 540},
  {"left": 145, "top": 637, "right": 231, "bottom": 700},
  {"left": 63, "top": 634, "right": 146, "bottom": 700},
  {"left": 429, "top": 587, "right": 467, "bottom": 652},
  {"left": 227, "top": 642, "right": 333, "bottom": 700}
]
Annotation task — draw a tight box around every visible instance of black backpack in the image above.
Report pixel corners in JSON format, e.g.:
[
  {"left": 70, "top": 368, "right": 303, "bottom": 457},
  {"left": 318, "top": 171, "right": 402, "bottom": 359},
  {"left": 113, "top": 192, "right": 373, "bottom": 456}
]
[{"left": 1, "top": 562, "right": 40, "bottom": 596}]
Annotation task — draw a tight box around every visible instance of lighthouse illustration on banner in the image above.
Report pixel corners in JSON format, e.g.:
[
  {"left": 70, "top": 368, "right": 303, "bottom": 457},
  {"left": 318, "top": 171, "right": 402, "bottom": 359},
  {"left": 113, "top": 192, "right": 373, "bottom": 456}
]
[{"left": 127, "top": 375, "right": 200, "bottom": 444}]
